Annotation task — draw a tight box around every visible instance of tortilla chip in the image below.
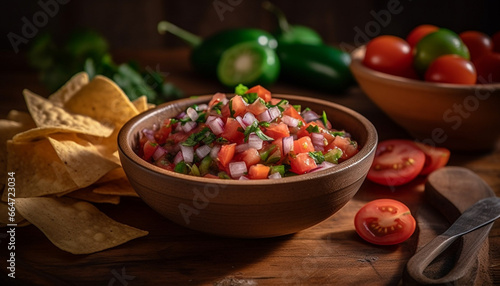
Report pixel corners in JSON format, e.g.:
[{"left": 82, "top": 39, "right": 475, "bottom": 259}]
[
  {"left": 0, "top": 119, "right": 36, "bottom": 191},
  {"left": 3, "top": 139, "right": 78, "bottom": 200},
  {"left": 64, "top": 75, "right": 139, "bottom": 128},
  {"left": 22, "top": 89, "right": 114, "bottom": 138},
  {"left": 96, "top": 167, "right": 127, "bottom": 184},
  {"left": 66, "top": 188, "right": 121, "bottom": 205},
  {"left": 132, "top": 95, "right": 149, "bottom": 113},
  {"left": 6, "top": 110, "right": 36, "bottom": 128},
  {"left": 93, "top": 177, "right": 139, "bottom": 197},
  {"left": 48, "top": 134, "right": 120, "bottom": 188},
  {"left": 16, "top": 197, "right": 148, "bottom": 254},
  {"left": 49, "top": 72, "right": 89, "bottom": 106}
]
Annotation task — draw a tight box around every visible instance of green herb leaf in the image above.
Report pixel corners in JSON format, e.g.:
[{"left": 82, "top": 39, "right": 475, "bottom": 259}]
[
  {"left": 330, "top": 130, "right": 345, "bottom": 137},
  {"left": 242, "top": 93, "right": 259, "bottom": 104},
  {"left": 321, "top": 111, "right": 328, "bottom": 127},
  {"left": 181, "top": 127, "right": 211, "bottom": 147},
  {"left": 308, "top": 151, "right": 325, "bottom": 165},
  {"left": 243, "top": 122, "right": 274, "bottom": 142},
  {"left": 229, "top": 99, "right": 235, "bottom": 118}
]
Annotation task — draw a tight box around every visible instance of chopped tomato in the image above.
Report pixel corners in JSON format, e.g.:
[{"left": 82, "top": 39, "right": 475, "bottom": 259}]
[
  {"left": 143, "top": 141, "right": 159, "bottom": 161},
  {"left": 154, "top": 119, "right": 174, "bottom": 145},
  {"left": 246, "top": 85, "right": 271, "bottom": 102},
  {"left": 282, "top": 106, "right": 305, "bottom": 123},
  {"left": 354, "top": 199, "right": 416, "bottom": 245},
  {"left": 414, "top": 142, "right": 450, "bottom": 175},
  {"left": 204, "top": 173, "right": 220, "bottom": 179},
  {"left": 264, "top": 122, "right": 290, "bottom": 140},
  {"left": 221, "top": 117, "right": 244, "bottom": 142},
  {"left": 237, "top": 148, "right": 261, "bottom": 168},
  {"left": 322, "top": 132, "right": 336, "bottom": 146},
  {"left": 366, "top": 139, "right": 425, "bottom": 186},
  {"left": 248, "top": 164, "right": 271, "bottom": 179},
  {"left": 229, "top": 95, "right": 247, "bottom": 117},
  {"left": 218, "top": 143, "right": 236, "bottom": 168},
  {"left": 289, "top": 153, "right": 317, "bottom": 174},
  {"left": 294, "top": 136, "right": 315, "bottom": 154},
  {"left": 296, "top": 122, "right": 319, "bottom": 138},
  {"left": 208, "top": 92, "right": 227, "bottom": 108},
  {"left": 246, "top": 98, "right": 268, "bottom": 115},
  {"left": 327, "top": 136, "right": 359, "bottom": 160}
]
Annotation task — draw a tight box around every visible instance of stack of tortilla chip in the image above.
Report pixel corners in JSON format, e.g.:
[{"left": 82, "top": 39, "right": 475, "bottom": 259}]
[{"left": 0, "top": 72, "right": 153, "bottom": 254}]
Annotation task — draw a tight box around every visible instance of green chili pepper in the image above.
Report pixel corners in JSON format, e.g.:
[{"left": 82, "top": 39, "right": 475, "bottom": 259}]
[
  {"left": 262, "top": 1, "right": 323, "bottom": 45},
  {"left": 276, "top": 42, "right": 355, "bottom": 93},
  {"left": 157, "top": 21, "right": 279, "bottom": 87}
]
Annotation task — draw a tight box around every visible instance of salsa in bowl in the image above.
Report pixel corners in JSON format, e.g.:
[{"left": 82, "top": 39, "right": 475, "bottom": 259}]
[{"left": 118, "top": 88, "right": 377, "bottom": 237}]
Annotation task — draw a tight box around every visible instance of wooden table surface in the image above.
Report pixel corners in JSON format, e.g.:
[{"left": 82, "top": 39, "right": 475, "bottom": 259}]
[{"left": 0, "top": 49, "right": 499, "bottom": 285}]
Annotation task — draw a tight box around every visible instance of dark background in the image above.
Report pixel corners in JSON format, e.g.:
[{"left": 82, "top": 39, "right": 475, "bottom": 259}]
[{"left": 2, "top": 0, "right": 499, "bottom": 54}]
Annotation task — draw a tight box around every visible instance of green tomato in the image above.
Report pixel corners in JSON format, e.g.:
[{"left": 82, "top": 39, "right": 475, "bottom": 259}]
[{"left": 414, "top": 28, "right": 470, "bottom": 75}]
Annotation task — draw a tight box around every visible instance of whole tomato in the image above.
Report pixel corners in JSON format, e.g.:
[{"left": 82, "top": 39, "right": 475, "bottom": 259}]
[
  {"left": 406, "top": 24, "right": 439, "bottom": 48},
  {"left": 363, "top": 35, "right": 417, "bottom": 79},
  {"left": 459, "top": 31, "right": 493, "bottom": 61},
  {"left": 474, "top": 52, "right": 500, "bottom": 83},
  {"left": 414, "top": 28, "right": 470, "bottom": 75},
  {"left": 424, "top": 54, "right": 476, "bottom": 84}
]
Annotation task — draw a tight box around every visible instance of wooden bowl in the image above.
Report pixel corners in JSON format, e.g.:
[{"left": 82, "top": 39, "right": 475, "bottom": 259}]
[
  {"left": 350, "top": 46, "right": 500, "bottom": 151},
  {"left": 118, "top": 94, "right": 377, "bottom": 238}
]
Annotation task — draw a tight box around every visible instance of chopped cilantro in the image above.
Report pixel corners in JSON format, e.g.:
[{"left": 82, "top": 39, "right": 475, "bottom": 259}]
[
  {"left": 302, "top": 107, "right": 311, "bottom": 113},
  {"left": 215, "top": 137, "right": 229, "bottom": 144},
  {"left": 243, "top": 122, "right": 274, "bottom": 142},
  {"left": 293, "top": 105, "right": 301, "bottom": 113},
  {"left": 330, "top": 130, "right": 345, "bottom": 137},
  {"left": 229, "top": 99, "right": 235, "bottom": 118},
  {"left": 211, "top": 101, "right": 223, "bottom": 115},
  {"left": 258, "top": 121, "right": 270, "bottom": 127},
  {"left": 181, "top": 127, "right": 211, "bottom": 147},
  {"left": 306, "top": 124, "right": 320, "bottom": 133},
  {"left": 308, "top": 151, "right": 325, "bottom": 164},
  {"left": 242, "top": 92, "right": 259, "bottom": 104}
]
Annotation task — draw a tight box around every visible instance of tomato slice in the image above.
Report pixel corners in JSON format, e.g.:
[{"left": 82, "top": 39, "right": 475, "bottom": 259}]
[
  {"left": 414, "top": 142, "right": 450, "bottom": 175},
  {"left": 367, "top": 140, "right": 425, "bottom": 186},
  {"left": 354, "top": 199, "right": 416, "bottom": 245}
]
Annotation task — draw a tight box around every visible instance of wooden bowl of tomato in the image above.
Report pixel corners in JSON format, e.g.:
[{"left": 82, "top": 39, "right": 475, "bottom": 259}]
[
  {"left": 118, "top": 91, "right": 377, "bottom": 238},
  {"left": 350, "top": 44, "right": 500, "bottom": 151}
]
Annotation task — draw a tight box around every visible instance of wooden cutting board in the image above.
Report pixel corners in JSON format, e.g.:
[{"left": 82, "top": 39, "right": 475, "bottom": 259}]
[{"left": 0, "top": 167, "right": 493, "bottom": 286}]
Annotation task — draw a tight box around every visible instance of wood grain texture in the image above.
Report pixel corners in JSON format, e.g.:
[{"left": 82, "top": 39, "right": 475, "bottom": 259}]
[{"left": 0, "top": 49, "right": 499, "bottom": 285}]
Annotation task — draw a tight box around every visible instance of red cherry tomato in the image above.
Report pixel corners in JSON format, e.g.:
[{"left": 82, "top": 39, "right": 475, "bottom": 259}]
[
  {"left": 492, "top": 31, "right": 500, "bottom": 53},
  {"left": 474, "top": 52, "right": 500, "bottom": 83},
  {"left": 354, "top": 199, "right": 416, "bottom": 245},
  {"left": 366, "top": 140, "right": 425, "bottom": 186},
  {"left": 459, "top": 31, "right": 493, "bottom": 61},
  {"left": 406, "top": 24, "right": 439, "bottom": 48},
  {"left": 363, "top": 35, "right": 416, "bottom": 78},
  {"left": 414, "top": 142, "right": 450, "bottom": 175},
  {"left": 424, "top": 55, "right": 477, "bottom": 84}
]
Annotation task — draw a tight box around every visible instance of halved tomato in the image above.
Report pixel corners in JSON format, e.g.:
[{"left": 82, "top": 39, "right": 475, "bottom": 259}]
[
  {"left": 354, "top": 199, "right": 416, "bottom": 245},
  {"left": 367, "top": 140, "right": 425, "bottom": 186},
  {"left": 414, "top": 142, "right": 450, "bottom": 175}
]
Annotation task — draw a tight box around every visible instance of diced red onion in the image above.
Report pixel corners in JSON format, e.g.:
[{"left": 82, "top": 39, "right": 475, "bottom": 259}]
[
  {"left": 176, "top": 111, "right": 186, "bottom": 119},
  {"left": 186, "top": 107, "right": 199, "bottom": 121},
  {"left": 257, "top": 110, "right": 271, "bottom": 122},
  {"left": 238, "top": 176, "right": 250, "bottom": 180},
  {"left": 197, "top": 104, "right": 208, "bottom": 111},
  {"left": 314, "top": 145, "right": 325, "bottom": 152},
  {"left": 229, "top": 161, "right": 247, "bottom": 179},
  {"left": 142, "top": 128, "right": 155, "bottom": 142},
  {"left": 182, "top": 121, "right": 197, "bottom": 133},
  {"left": 302, "top": 110, "right": 319, "bottom": 123},
  {"left": 281, "top": 115, "right": 299, "bottom": 128},
  {"left": 180, "top": 145, "right": 194, "bottom": 163},
  {"left": 235, "top": 116, "right": 246, "bottom": 129},
  {"left": 195, "top": 145, "right": 211, "bottom": 159},
  {"left": 210, "top": 145, "right": 221, "bottom": 159},
  {"left": 248, "top": 133, "right": 263, "bottom": 150},
  {"left": 235, "top": 143, "right": 250, "bottom": 153},
  {"left": 207, "top": 116, "right": 224, "bottom": 135},
  {"left": 242, "top": 112, "right": 258, "bottom": 126},
  {"left": 174, "top": 122, "right": 183, "bottom": 132},
  {"left": 268, "top": 106, "right": 281, "bottom": 121},
  {"left": 311, "top": 133, "right": 325, "bottom": 146},
  {"left": 310, "top": 161, "right": 336, "bottom": 173},
  {"left": 268, "top": 172, "right": 282, "bottom": 179},
  {"left": 282, "top": 136, "right": 294, "bottom": 155},
  {"left": 152, "top": 146, "right": 166, "bottom": 161},
  {"left": 173, "top": 151, "right": 183, "bottom": 165}
]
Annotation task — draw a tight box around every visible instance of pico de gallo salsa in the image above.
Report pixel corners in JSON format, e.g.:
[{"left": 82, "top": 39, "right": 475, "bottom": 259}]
[{"left": 136, "top": 84, "right": 359, "bottom": 180}]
